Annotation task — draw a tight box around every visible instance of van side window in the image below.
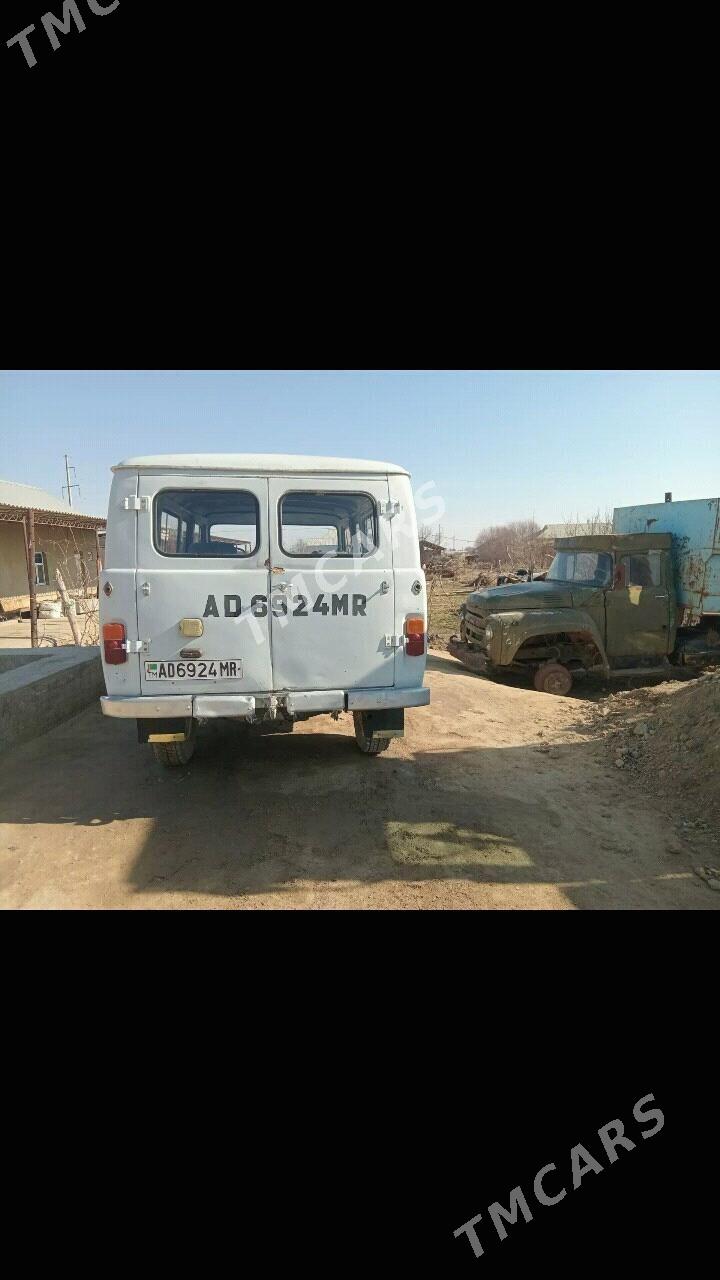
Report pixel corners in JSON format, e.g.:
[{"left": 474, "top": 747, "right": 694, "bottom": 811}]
[
  {"left": 154, "top": 490, "right": 259, "bottom": 557},
  {"left": 280, "top": 492, "right": 377, "bottom": 557},
  {"left": 619, "top": 553, "right": 662, "bottom": 588}
]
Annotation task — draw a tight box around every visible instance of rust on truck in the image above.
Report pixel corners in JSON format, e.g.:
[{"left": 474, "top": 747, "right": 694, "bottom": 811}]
[{"left": 449, "top": 522, "right": 720, "bottom": 695}]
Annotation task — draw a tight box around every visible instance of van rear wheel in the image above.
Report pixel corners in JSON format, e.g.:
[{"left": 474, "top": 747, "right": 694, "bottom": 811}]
[
  {"left": 353, "top": 712, "right": 392, "bottom": 755},
  {"left": 152, "top": 723, "right": 197, "bottom": 767}
]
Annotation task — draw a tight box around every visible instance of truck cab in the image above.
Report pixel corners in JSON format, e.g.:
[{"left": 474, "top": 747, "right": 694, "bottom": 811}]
[
  {"left": 452, "top": 532, "right": 678, "bottom": 695},
  {"left": 99, "top": 454, "right": 429, "bottom": 763}
]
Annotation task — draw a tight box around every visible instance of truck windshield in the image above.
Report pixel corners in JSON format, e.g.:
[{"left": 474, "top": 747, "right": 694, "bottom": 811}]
[{"left": 546, "top": 550, "right": 612, "bottom": 587}]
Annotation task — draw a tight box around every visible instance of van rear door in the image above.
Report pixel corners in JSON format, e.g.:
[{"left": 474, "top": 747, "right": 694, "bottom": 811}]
[
  {"left": 136, "top": 474, "right": 273, "bottom": 694},
  {"left": 267, "top": 477, "right": 395, "bottom": 690}
]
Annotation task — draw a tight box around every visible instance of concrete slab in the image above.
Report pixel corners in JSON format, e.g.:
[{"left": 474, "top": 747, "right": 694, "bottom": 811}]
[
  {"left": 0, "top": 649, "right": 56, "bottom": 675},
  {"left": 0, "top": 645, "right": 104, "bottom": 753}
]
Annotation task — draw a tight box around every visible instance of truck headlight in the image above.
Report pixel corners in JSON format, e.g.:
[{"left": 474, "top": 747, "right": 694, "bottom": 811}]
[{"left": 485, "top": 625, "right": 494, "bottom": 641}]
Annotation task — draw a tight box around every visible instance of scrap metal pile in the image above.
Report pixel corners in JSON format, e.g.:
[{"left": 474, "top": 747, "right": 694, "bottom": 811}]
[{"left": 423, "top": 554, "right": 457, "bottom": 578}]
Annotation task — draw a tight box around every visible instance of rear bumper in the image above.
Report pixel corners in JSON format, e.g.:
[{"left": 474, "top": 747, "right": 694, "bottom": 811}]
[{"left": 100, "top": 686, "right": 430, "bottom": 719}]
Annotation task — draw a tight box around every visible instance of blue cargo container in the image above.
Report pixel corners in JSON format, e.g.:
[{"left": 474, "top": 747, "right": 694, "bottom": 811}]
[{"left": 613, "top": 498, "right": 720, "bottom": 623}]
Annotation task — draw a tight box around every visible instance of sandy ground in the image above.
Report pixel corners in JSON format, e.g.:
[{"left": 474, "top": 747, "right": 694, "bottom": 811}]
[{"left": 0, "top": 651, "right": 717, "bottom": 909}]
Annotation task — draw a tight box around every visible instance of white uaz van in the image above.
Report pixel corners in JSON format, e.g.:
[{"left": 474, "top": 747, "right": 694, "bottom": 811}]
[{"left": 99, "top": 454, "right": 430, "bottom": 765}]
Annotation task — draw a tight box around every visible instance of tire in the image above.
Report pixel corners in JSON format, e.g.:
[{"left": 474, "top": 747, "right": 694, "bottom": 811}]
[
  {"left": 533, "top": 661, "right": 573, "bottom": 696},
  {"left": 353, "top": 712, "right": 392, "bottom": 754},
  {"left": 152, "top": 726, "right": 196, "bottom": 767}
]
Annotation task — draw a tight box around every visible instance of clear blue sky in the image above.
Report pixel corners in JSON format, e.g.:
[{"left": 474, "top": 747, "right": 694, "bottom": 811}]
[{"left": 1, "top": 370, "right": 718, "bottom": 543}]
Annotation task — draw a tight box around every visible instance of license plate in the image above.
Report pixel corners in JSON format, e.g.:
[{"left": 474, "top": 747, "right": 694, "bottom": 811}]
[{"left": 145, "top": 660, "right": 242, "bottom": 680}]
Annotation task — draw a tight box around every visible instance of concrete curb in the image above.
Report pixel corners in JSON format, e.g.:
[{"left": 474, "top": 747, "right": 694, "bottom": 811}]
[{"left": 0, "top": 647, "right": 104, "bottom": 753}]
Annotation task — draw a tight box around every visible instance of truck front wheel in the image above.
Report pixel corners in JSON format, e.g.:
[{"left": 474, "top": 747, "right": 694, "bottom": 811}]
[{"left": 533, "top": 662, "right": 573, "bottom": 696}]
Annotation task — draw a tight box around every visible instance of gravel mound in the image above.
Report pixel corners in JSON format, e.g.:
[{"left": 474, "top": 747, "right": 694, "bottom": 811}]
[{"left": 592, "top": 668, "right": 720, "bottom": 854}]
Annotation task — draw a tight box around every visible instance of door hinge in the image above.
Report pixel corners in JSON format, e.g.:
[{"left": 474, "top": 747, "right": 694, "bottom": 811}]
[
  {"left": 123, "top": 496, "right": 150, "bottom": 511},
  {"left": 379, "top": 501, "right": 401, "bottom": 518},
  {"left": 384, "top": 634, "right": 403, "bottom": 649},
  {"left": 122, "top": 640, "right": 144, "bottom": 653}
]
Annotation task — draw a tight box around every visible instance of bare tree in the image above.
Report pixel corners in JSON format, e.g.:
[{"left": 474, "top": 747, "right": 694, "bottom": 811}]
[
  {"left": 559, "top": 508, "right": 613, "bottom": 536},
  {"left": 475, "top": 509, "right": 614, "bottom": 575},
  {"left": 35, "top": 528, "right": 100, "bottom": 646},
  {"left": 475, "top": 520, "right": 545, "bottom": 566}
]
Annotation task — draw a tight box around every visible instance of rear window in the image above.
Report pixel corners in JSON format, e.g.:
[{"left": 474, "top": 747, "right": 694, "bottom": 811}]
[
  {"left": 279, "top": 492, "right": 377, "bottom": 557},
  {"left": 154, "top": 490, "right": 259, "bottom": 557}
]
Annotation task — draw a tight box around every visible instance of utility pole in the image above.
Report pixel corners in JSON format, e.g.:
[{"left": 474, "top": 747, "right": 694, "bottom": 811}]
[
  {"left": 63, "top": 454, "right": 80, "bottom": 508},
  {"left": 24, "top": 510, "right": 38, "bottom": 648}
]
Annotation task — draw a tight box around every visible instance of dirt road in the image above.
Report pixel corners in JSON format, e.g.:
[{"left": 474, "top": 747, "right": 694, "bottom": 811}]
[{"left": 1, "top": 652, "right": 716, "bottom": 909}]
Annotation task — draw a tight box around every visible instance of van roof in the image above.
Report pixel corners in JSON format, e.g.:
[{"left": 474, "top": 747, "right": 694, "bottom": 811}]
[{"left": 113, "top": 453, "right": 410, "bottom": 476}]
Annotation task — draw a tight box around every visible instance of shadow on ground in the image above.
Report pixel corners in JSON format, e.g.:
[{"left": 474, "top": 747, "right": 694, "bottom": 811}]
[{"left": 0, "top": 704, "right": 713, "bottom": 909}]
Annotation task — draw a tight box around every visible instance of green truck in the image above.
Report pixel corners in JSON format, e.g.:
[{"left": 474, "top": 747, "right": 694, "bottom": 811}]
[{"left": 449, "top": 497, "right": 720, "bottom": 695}]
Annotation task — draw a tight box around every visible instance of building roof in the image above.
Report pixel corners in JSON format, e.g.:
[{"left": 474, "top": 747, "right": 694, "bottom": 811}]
[
  {"left": 113, "top": 453, "right": 410, "bottom": 476},
  {"left": 0, "top": 478, "right": 105, "bottom": 526},
  {"left": 539, "top": 522, "right": 612, "bottom": 540}
]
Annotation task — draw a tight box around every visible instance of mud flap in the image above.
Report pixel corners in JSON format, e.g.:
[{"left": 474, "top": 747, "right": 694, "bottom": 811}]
[
  {"left": 137, "top": 717, "right": 192, "bottom": 743},
  {"left": 359, "top": 708, "right": 405, "bottom": 739}
]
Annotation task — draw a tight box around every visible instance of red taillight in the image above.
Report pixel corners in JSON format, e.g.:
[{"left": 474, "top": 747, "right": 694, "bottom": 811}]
[
  {"left": 103, "top": 622, "right": 127, "bottom": 665},
  {"left": 404, "top": 614, "right": 425, "bottom": 656}
]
